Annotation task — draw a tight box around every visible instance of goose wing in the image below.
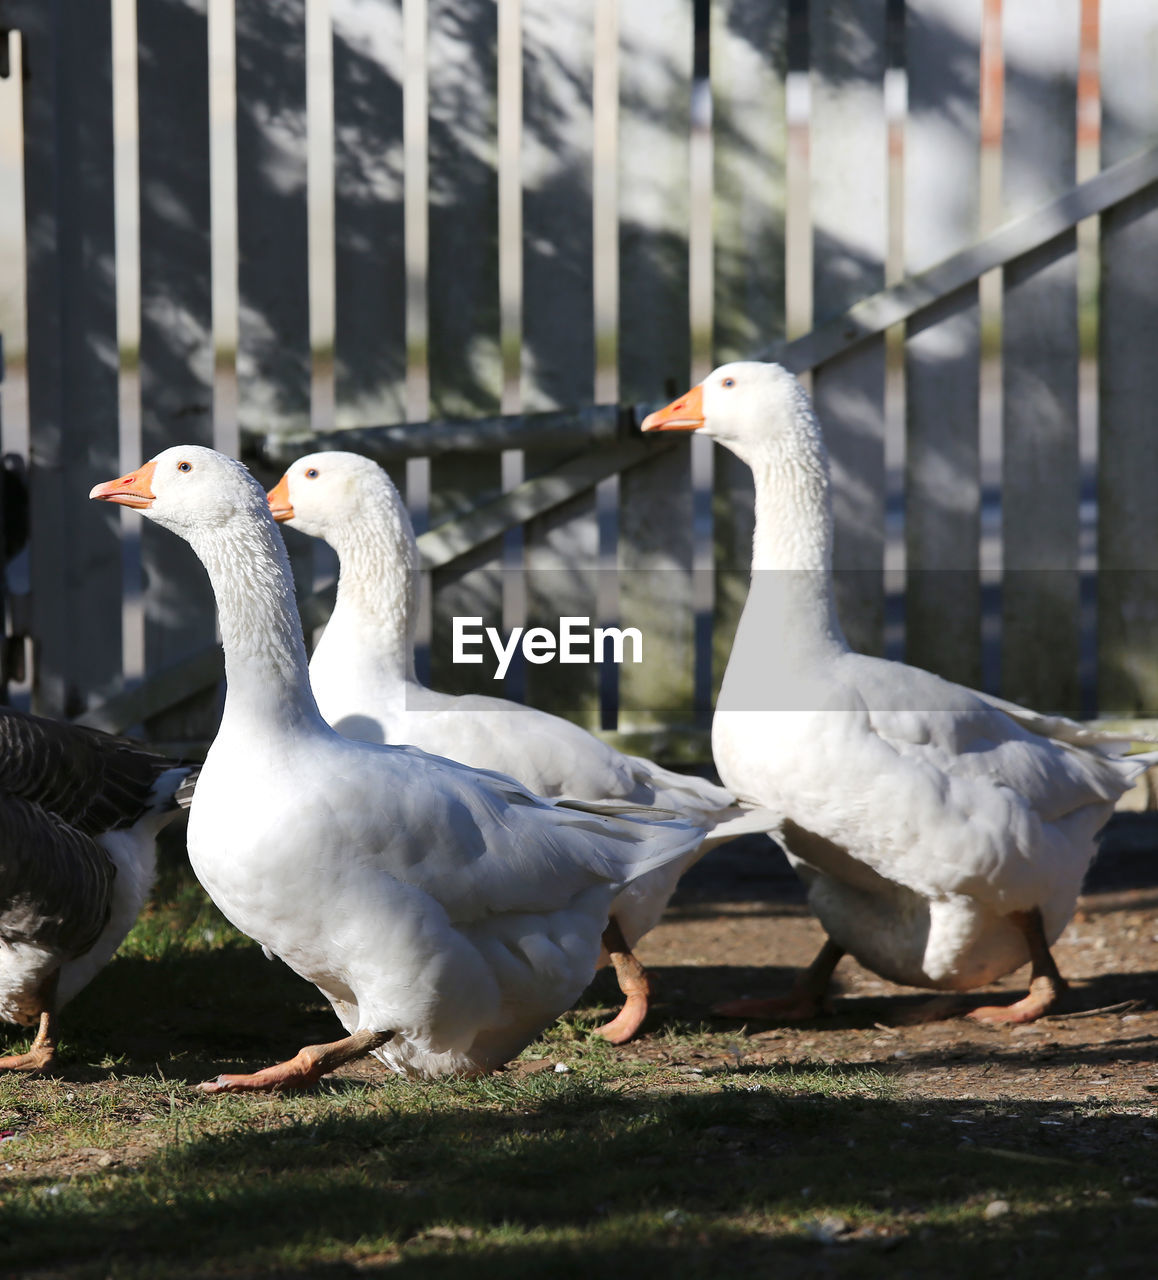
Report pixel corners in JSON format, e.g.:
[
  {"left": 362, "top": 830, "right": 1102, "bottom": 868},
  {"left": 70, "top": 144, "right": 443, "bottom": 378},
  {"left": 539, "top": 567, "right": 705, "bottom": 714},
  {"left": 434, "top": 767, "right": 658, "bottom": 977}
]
[
  {"left": 791, "top": 654, "right": 1150, "bottom": 905},
  {"left": 284, "top": 738, "right": 704, "bottom": 925},
  {"left": 0, "top": 791, "right": 116, "bottom": 958},
  {"left": 0, "top": 708, "right": 194, "bottom": 833}
]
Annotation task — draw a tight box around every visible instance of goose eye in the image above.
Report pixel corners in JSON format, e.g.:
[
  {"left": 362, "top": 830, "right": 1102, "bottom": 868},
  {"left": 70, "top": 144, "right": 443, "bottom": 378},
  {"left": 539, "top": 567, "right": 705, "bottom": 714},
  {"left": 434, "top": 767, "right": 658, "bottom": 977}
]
[
  {"left": 722, "top": 377, "right": 736, "bottom": 389},
  {"left": 305, "top": 468, "right": 320, "bottom": 479},
  {"left": 177, "top": 460, "right": 193, "bottom": 473}
]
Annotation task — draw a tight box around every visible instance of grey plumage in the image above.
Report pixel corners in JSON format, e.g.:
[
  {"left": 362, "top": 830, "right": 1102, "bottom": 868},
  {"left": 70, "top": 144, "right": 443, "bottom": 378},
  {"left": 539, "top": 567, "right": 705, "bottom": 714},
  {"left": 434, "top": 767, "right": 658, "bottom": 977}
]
[
  {"left": 0, "top": 708, "right": 192, "bottom": 837},
  {"left": 0, "top": 793, "right": 116, "bottom": 959},
  {"left": 0, "top": 708, "right": 198, "bottom": 1063}
]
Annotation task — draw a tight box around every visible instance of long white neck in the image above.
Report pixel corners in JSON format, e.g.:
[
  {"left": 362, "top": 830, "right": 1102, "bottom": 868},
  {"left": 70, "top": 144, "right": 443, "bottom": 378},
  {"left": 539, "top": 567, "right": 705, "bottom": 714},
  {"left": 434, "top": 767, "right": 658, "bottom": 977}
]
[
  {"left": 314, "top": 510, "right": 419, "bottom": 689},
  {"left": 186, "top": 514, "right": 327, "bottom": 733},
  {"left": 720, "top": 419, "right": 848, "bottom": 710},
  {"left": 748, "top": 436, "right": 846, "bottom": 653}
]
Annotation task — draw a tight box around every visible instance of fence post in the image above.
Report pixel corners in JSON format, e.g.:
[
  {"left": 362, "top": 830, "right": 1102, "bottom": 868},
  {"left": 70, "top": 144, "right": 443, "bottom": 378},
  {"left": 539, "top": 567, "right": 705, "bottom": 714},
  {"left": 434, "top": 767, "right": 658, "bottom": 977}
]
[
  {"left": 138, "top": 0, "right": 217, "bottom": 742},
  {"left": 1000, "top": 2, "right": 1081, "bottom": 715},
  {"left": 710, "top": 0, "right": 787, "bottom": 702},
  {"left": 1098, "top": 0, "right": 1158, "bottom": 714},
  {"left": 234, "top": 0, "right": 310, "bottom": 444},
  {"left": 332, "top": 0, "right": 406, "bottom": 429},
  {"left": 235, "top": 0, "right": 310, "bottom": 442},
  {"left": 617, "top": 0, "right": 694, "bottom": 733},
  {"left": 426, "top": 0, "right": 503, "bottom": 698},
  {"left": 234, "top": 0, "right": 317, "bottom": 640},
  {"left": 810, "top": 0, "right": 888, "bottom": 658},
  {"left": 17, "top": 0, "right": 121, "bottom": 718},
  {"left": 903, "top": 0, "right": 983, "bottom": 688},
  {"left": 520, "top": 0, "right": 599, "bottom": 724}
]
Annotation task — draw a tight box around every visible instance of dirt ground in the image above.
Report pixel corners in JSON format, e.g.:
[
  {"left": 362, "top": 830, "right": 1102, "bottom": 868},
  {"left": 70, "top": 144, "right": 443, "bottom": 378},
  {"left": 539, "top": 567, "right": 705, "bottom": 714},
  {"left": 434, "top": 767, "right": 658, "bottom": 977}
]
[
  {"left": 321, "top": 817, "right": 1158, "bottom": 1105},
  {"left": 3, "top": 816, "right": 1157, "bottom": 1280},
  {"left": 611, "top": 819, "right": 1158, "bottom": 1106},
  {"left": 12, "top": 816, "right": 1155, "bottom": 1117}
]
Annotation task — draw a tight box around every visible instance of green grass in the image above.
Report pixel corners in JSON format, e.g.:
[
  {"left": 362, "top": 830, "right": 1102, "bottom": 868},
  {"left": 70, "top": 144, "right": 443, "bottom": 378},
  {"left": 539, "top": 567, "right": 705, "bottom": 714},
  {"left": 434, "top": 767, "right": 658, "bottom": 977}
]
[{"left": 0, "top": 870, "right": 1155, "bottom": 1278}]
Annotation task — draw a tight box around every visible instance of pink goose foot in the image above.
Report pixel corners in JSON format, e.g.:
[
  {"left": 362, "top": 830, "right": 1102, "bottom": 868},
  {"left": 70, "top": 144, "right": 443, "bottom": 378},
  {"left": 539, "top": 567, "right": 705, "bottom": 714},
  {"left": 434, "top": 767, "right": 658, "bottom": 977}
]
[
  {"left": 967, "top": 909, "right": 1069, "bottom": 1025},
  {"left": 197, "top": 1028, "right": 393, "bottom": 1094},
  {"left": 592, "top": 919, "right": 654, "bottom": 1045},
  {"left": 0, "top": 1009, "right": 57, "bottom": 1073}
]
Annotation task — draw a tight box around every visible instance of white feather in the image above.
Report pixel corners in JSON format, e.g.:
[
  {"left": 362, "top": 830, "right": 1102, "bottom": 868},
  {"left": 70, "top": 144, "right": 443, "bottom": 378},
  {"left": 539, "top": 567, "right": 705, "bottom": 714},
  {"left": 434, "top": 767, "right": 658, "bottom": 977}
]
[
  {"left": 678, "top": 362, "right": 1157, "bottom": 992},
  {"left": 131, "top": 446, "right": 705, "bottom": 1079}
]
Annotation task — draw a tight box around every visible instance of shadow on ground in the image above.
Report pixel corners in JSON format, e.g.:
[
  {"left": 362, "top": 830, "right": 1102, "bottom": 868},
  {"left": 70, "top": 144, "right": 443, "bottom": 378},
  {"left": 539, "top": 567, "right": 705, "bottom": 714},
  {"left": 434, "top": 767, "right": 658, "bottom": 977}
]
[{"left": 2, "top": 1078, "right": 1157, "bottom": 1277}]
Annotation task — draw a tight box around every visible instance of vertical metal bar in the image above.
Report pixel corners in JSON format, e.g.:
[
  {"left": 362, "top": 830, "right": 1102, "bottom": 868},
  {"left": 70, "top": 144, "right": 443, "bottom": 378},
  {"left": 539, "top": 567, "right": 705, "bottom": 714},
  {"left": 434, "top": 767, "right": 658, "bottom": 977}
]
[
  {"left": 137, "top": 0, "right": 215, "bottom": 740},
  {"left": 18, "top": 0, "right": 121, "bottom": 717},
  {"left": 521, "top": 0, "right": 598, "bottom": 722},
  {"left": 811, "top": 0, "right": 888, "bottom": 658},
  {"left": 1098, "top": 0, "right": 1158, "bottom": 714},
  {"left": 903, "top": 0, "right": 983, "bottom": 687},
  {"left": 332, "top": 0, "right": 407, "bottom": 428},
  {"left": 235, "top": 0, "right": 311, "bottom": 439},
  {"left": 1001, "top": 1, "right": 1081, "bottom": 714},
  {"left": 617, "top": 0, "right": 694, "bottom": 732},
  {"left": 710, "top": 0, "right": 787, "bottom": 702},
  {"left": 427, "top": 0, "right": 502, "bottom": 696}
]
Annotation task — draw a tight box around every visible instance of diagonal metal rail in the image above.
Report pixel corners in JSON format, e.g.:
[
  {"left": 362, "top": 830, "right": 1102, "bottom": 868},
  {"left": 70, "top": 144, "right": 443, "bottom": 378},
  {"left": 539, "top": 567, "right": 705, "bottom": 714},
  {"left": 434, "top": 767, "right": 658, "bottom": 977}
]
[
  {"left": 246, "top": 147, "right": 1158, "bottom": 469},
  {"left": 255, "top": 404, "right": 629, "bottom": 468},
  {"left": 75, "top": 434, "right": 676, "bottom": 734},
  {"left": 76, "top": 144, "right": 1158, "bottom": 735},
  {"left": 766, "top": 144, "right": 1158, "bottom": 372}
]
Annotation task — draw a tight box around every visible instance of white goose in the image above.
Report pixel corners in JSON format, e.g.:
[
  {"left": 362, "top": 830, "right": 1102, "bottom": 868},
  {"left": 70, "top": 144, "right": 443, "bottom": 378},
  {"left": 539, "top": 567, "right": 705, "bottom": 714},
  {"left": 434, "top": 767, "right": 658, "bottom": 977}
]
[
  {"left": 0, "top": 708, "right": 196, "bottom": 1071},
  {"left": 266, "top": 450, "right": 775, "bottom": 1041},
  {"left": 643, "top": 361, "right": 1157, "bottom": 1024},
  {"left": 91, "top": 446, "right": 706, "bottom": 1089}
]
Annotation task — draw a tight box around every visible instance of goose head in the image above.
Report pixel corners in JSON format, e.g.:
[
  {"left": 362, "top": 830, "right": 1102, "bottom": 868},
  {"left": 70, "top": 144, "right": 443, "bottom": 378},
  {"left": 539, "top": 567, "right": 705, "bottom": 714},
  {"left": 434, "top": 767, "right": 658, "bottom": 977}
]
[
  {"left": 641, "top": 361, "right": 824, "bottom": 471},
  {"left": 644, "top": 362, "right": 836, "bottom": 579},
  {"left": 264, "top": 450, "right": 419, "bottom": 599},
  {"left": 92, "top": 444, "right": 315, "bottom": 704},
  {"left": 267, "top": 451, "right": 407, "bottom": 545},
  {"left": 89, "top": 445, "right": 270, "bottom": 539}
]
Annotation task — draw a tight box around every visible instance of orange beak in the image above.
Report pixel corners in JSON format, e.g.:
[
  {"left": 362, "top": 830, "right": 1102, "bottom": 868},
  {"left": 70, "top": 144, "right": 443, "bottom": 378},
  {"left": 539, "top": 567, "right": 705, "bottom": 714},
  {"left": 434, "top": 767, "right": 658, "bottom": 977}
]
[
  {"left": 267, "top": 473, "right": 294, "bottom": 522},
  {"left": 640, "top": 383, "right": 704, "bottom": 433},
  {"left": 89, "top": 459, "right": 158, "bottom": 508}
]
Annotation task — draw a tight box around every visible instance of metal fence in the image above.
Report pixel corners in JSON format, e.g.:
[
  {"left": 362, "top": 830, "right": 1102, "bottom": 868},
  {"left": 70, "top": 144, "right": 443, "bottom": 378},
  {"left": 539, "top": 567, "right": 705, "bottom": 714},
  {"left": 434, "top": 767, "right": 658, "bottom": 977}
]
[{"left": 1, "top": 0, "right": 1157, "bottom": 756}]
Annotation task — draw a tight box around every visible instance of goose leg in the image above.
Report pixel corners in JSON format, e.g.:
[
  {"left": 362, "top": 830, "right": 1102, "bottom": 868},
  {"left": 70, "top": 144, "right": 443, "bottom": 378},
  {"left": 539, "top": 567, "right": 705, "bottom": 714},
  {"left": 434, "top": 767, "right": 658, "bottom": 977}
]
[
  {"left": 0, "top": 971, "right": 60, "bottom": 1073},
  {"left": 0, "top": 1008, "right": 58, "bottom": 1073},
  {"left": 592, "top": 918, "right": 653, "bottom": 1045},
  {"left": 197, "top": 1028, "right": 394, "bottom": 1094},
  {"left": 967, "top": 908, "right": 1068, "bottom": 1025},
  {"left": 713, "top": 938, "right": 845, "bottom": 1022}
]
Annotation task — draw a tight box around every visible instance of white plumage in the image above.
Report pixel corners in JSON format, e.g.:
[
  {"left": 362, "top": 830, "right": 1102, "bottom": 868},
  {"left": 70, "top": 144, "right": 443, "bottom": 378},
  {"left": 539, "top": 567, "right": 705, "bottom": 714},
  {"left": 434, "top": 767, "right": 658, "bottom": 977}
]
[
  {"left": 643, "top": 361, "right": 1157, "bottom": 1023},
  {"left": 92, "top": 446, "right": 705, "bottom": 1089},
  {"left": 266, "top": 450, "right": 776, "bottom": 1040}
]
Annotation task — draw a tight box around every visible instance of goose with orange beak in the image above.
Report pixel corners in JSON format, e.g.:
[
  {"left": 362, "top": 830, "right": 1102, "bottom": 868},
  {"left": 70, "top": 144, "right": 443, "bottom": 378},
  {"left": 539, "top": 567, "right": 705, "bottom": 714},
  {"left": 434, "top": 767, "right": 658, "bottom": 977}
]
[
  {"left": 262, "top": 448, "right": 777, "bottom": 1044},
  {"left": 643, "top": 361, "right": 1158, "bottom": 1025},
  {"left": 91, "top": 444, "right": 707, "bottom": 1089}
]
